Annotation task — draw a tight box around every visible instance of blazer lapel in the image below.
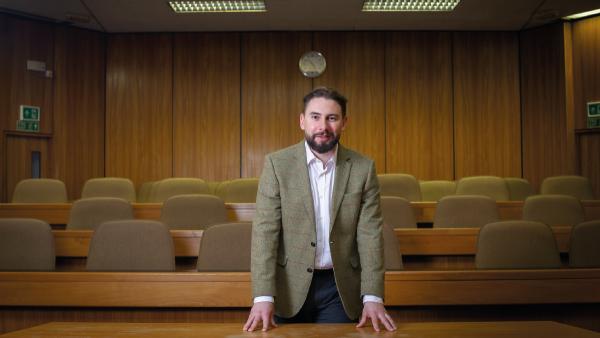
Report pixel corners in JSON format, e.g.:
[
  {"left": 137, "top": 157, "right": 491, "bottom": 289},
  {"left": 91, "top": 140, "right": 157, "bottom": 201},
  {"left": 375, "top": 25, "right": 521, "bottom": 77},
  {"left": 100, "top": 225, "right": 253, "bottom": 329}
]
[
  {"left": 293, "top": 142, "right": 316, "bottom": 226},
  {"left": 330, "top": 144, "right": 351, "bottom": 232}
]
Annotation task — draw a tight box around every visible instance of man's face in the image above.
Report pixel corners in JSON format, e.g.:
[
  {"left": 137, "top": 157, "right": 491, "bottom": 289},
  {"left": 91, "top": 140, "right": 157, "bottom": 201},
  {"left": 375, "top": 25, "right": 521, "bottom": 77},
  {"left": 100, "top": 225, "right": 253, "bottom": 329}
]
[{"left": 300, "top": 97, "right": 347, "bottom": 154}]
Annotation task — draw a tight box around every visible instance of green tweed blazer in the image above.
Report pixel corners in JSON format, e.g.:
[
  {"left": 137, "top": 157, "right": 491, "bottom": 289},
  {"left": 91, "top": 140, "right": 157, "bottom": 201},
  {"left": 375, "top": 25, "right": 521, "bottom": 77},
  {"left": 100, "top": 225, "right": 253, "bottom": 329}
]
[{"left": 251, "top": 141, "right": 384, "bottom": 320}]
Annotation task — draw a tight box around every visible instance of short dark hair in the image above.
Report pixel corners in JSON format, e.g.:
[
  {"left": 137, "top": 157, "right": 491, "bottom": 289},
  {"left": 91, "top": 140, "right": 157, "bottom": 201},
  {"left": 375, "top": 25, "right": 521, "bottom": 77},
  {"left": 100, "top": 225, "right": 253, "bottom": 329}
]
[{"left": 302, "top": 87, "right": 347, "bottom": 117}]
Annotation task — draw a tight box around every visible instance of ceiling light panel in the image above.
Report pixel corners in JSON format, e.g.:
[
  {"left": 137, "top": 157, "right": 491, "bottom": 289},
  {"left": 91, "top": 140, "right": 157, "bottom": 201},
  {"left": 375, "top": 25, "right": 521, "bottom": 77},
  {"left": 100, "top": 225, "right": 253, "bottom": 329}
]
[
  {"left": 563, "top": 8, "right": 600, "bottom": 20},
  {"left": 362, "top": 0, "right": 460, "bottom": 12},
  {"left": 169, "top": 1, "right": 266, "bottom": 13}
]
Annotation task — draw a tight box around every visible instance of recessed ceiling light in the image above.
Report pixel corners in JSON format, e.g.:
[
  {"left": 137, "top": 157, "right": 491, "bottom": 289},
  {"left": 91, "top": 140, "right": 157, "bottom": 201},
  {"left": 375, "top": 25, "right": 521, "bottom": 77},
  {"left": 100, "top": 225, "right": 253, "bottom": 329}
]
[
  {"left": 168, "top": 1, "right": 266, "bottom": 13},
  {"left": 362, "top": 0, "right": 460, "bottom": 12},
  {"left": 563, "top": 8, "right": 600, "bottom": 20}
]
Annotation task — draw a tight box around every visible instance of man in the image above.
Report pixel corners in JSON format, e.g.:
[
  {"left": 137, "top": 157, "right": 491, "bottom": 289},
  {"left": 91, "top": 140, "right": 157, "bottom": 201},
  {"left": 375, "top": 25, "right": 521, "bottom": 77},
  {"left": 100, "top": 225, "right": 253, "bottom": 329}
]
[{"left": 243, "top": 87, "right": 396, "bottom": 332}]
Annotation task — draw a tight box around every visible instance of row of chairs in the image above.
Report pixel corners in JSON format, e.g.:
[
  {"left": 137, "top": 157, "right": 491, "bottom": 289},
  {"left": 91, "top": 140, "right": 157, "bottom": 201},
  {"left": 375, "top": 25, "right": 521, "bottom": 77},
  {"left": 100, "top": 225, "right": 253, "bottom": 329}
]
[
  {"left": 379, "top": 174, "right": 595, "bottom": 201},
  {"left": 11, "top": 174, "right": 596, "bottom": 204}
]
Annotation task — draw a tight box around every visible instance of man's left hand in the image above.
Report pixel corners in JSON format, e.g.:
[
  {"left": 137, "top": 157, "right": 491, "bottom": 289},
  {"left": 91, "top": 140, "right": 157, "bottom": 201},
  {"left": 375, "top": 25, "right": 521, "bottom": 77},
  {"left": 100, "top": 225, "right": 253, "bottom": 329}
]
[{"left": 356, "top": 302, "right": 397, "bottom": 332}]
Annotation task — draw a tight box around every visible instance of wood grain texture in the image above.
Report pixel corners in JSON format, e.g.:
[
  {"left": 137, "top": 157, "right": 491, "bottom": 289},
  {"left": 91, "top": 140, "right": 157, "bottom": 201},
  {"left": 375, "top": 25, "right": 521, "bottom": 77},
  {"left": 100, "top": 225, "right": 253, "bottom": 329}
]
[
  {"left": 0, "top": 15, "right": 10, "bottom": 202},
  {"left": 4, "top": 134, "right": 51, "bottom": 201},
  {"left": 386, "top": 32, "right": 454, "bottom": 179},
  {"left": 453, "top": 32, "right": 521, "bottom": 178},
  {"left": 520, "top": 23, "right": 575, "bottom": 192},
  {"left": 105, "top": 34, "right": 173, "bottom": 188},
  {"left": 241, "top": 32, "right": 312, "bottom": 177},
  {"left": 173, "top": 33, "right": 241, "bottom": 181},
  {"left": 572, "top": 15, "right": 600, "bottom": 130},
  {"left": 313, "top": 32, "right": 386, "bottom": 172},
  {"left": 52, "top": 26, "right": 105, "bottom": 200}
]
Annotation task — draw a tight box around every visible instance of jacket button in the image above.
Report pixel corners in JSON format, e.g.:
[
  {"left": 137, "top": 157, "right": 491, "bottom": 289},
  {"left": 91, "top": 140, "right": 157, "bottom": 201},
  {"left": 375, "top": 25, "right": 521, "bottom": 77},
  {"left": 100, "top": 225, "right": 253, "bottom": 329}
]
[
  {"left": 310, "top": 242, "right": 316, "bottom": 247},
  {"left": 307, "top": 268, "right": 313, "bottom": 273},
  {"left": 330, "top": 240, "right": 334, "bottom": 245}
]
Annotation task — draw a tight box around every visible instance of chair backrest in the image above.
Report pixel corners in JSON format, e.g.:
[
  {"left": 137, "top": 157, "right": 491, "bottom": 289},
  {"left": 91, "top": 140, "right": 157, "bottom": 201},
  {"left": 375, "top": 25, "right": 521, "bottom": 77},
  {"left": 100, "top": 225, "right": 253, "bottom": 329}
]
[
  {"left": 382, "top": 223, "right": 403, "bottom": 271},
  {"left": 419, "top": 180, "right": 456, "bottom": 201},
  {"left": 216, "top": 178, "right": 259, "bottom": 203},
  {"left": 197, "top": 222, "right": 252, "bottom": 272},
  {"left": 81, "top": 177, "right": 136, "bottom": 202},
  {"left": 0, "top": 218, "right": 55, "bottom": 271},
  {"left": 522, "top": 195, "right": 584, "bottom": 226},
  {"left": 380, "top": 196, "right": 416, "bottom": 228},
  {"left": 67, "top": 197, "right": 134, "bottom": 230},
  {"left": 137, "top": 181, "right": 157, "bottom": 203},
  {"left": 433, "top": 195, "right": 499, "bottom": 228},
  {"left": 475, "top": 221, "right": 561, "bottom": 269},
  {"left": 569, "top": 220, "right": 600, "bottom": 268},
  {"left": 504, "top": 177, "right": 534, "bottom": 201},
  {"left": 148, "top": 178, "right": 210, "bottom": 202},
  {"left": 456, "top": 176, "right": 509, "bottom": 201},
  {"left": 206, "top": 181, "right": 222, "bottom": 196},
  {"left": 540, "top": 175, "right": 595, "bottom": 200},
  {"left": 86, "top": 220, "right": 175, "bottom": 271},
  {"left": 11, "top": 178, "right": 68, "bottom": 203},
  {"left": 377, "top": 174, "right": 422, "bottom": 201},
  {"left": 160, "top": 194, "right": 228, "bottom": 230}
]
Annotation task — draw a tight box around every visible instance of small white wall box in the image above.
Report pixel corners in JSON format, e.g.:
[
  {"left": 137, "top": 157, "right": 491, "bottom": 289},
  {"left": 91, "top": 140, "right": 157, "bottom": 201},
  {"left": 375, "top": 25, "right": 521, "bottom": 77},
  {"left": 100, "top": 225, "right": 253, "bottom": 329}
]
[{"left": 588, "top": 101, "right": 600, "bottom": 128}]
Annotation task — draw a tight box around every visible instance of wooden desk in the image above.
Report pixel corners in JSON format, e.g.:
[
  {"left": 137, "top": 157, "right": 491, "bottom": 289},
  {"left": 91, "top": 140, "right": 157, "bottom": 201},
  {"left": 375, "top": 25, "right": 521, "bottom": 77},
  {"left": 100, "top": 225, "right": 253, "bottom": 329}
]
[{"left": 3, "top": 321, "right": 599, "bottom": 337}]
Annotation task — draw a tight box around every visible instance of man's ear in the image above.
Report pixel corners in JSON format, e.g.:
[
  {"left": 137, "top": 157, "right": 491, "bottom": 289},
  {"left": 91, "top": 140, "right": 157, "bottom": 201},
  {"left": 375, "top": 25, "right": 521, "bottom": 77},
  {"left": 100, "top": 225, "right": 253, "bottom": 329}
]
[
  {"left": 341, "top": 116, "right": 348, "bottom": 131},
  {"left": 299, "top": 112, "right": 306, "bottom": 131}
]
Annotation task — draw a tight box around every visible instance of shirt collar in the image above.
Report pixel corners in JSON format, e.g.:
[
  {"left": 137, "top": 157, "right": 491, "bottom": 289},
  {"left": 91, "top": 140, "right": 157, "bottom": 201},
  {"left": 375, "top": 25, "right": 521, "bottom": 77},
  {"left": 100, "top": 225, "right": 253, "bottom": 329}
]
[{"left": 305, "top": 141, "right": 338, "bottom": 167}]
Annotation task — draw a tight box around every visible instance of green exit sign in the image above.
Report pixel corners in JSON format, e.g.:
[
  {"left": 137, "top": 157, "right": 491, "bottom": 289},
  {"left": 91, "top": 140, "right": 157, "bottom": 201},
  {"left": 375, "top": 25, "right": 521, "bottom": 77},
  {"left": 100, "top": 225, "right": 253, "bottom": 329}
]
[
  {"left": 19, "top": 105, "right": 40, "bottom": 121},
  {"left": 587, "top": 101, "right": 600, "bottom": 128},
  {"left": 16, "top": 120, "right": 40, "bottom": 132}
]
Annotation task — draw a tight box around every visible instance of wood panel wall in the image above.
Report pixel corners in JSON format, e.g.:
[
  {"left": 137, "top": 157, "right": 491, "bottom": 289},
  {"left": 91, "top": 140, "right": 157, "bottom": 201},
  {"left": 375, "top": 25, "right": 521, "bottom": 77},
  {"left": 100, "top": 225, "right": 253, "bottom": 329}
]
[
  {"left": 4, "top": 134, "right": 50, "bottom": 201},
  {"left": 385, "top": 32, "right": 454, "bottom": 180},
  {"left": 453, "top": 32, "right": 522, "bottom": 179},
  {"left": 52, "top": 27, "right": 106, "bottom": 200},
  {"left": 241, "top": 32, "right": 311, "bottom": 177},
  {"left": 105, "top": 34, "right": 173, "bottom": 188},
  {"left": 313, "top": 32, "right": 386, "bottom": 173},
  {"left": 173, "top": 33, "right": 241, "bottom": 181}
]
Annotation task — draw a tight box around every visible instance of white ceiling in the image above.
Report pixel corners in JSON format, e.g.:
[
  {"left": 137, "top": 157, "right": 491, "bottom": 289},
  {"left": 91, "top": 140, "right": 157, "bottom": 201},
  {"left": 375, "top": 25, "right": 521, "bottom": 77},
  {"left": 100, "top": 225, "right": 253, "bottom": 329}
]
[{"left": 0, "top": 0, "right": 598, "bottom": 32}]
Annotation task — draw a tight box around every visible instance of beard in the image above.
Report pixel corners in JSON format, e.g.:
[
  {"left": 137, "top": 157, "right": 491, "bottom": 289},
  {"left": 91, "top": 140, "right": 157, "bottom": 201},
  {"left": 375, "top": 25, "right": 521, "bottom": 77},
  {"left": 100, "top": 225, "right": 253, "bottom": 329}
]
[{"left": 305, "top": 131, "right": 340, "bottom": 154}]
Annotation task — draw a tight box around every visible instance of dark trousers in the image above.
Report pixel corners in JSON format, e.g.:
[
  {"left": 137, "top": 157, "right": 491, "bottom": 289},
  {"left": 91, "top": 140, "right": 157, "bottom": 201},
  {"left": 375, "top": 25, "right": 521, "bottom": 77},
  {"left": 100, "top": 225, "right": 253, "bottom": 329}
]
[{"left": 275, "top": 269, "right": 354, "bottom": 324}]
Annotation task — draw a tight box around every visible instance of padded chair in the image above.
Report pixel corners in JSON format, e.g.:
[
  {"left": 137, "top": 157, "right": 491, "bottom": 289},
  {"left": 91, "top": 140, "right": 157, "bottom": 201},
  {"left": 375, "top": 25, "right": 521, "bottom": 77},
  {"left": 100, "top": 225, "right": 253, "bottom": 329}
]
[
  {"left": 66, "top": 197, "right": 134, "bottom": 230},
  {"left": 522, "top": 195, "right": 584, "bottom": 226},
  {"left": 419, "top": 180, "right": 456, "bottom": 201},
  {"left": 0, "top": 218, "right": 55, "bottom": 271},
  {"left": 475, "top": 221, "right": 561, "bottom": 269},
  {"left": 81, "top": 177, "right": 136, "bottom": 202},
  {"left": 86, "top": 220, "right": 175, "bottom": 271},
  {"left": 433, "top": 195, "right": 499, "bottom": 228},
  {"left": 380, "top": 196, "right": 416, "bottom": 228},
  {"left": 540, "top": 175, "right": 595, "bottom": 200},
  {"left": 569, "top": 220, "right": 600, "bottom": 268},
  {"left": 504, "top": 177, "right": 534, "bottom": 201},
  {"left": 206, "top": 181, "right": 222, "bottom": 196},
  {"left": 455, "top": 176, "right": 509, "bottom": 201},
  {"left": 137, "top": 181, "right": 156, "bottom": 203},
  {"left": 382, "top": 223, "right": 403, "bottom": 270},
  {"left": 148, "top": 178, "right": 210, "bottom": 203},
  {"left": 197, "top": 222, "right": 252, "bottom": 272},
  {"left": 377, "top": 174, "right": 422, "bottom": 201},
  {"left": 11, "top": 178, "right": 68, "bottom": 203},
  {"left": 216, "top": 178, "right": 259, "bottom": 203},
  {"left": 160, "top": 194, "right": 228, "bottom": 230}
]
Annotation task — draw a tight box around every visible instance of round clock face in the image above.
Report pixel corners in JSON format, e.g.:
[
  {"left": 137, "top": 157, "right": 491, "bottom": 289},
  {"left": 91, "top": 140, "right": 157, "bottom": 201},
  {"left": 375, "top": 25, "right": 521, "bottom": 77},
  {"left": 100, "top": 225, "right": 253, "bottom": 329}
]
[{"left": 299, "top": 51, "right": 326, "bottom": 78}]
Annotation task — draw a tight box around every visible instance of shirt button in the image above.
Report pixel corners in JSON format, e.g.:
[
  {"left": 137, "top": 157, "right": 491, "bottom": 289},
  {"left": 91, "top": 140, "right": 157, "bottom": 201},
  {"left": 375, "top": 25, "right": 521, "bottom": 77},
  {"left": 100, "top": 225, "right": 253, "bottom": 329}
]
[
  {"left": 311, "top": 242, "right": 316, "bottom": 247},
  {"left": 307, "top": 267, "right": 313, "bottom": 273}
]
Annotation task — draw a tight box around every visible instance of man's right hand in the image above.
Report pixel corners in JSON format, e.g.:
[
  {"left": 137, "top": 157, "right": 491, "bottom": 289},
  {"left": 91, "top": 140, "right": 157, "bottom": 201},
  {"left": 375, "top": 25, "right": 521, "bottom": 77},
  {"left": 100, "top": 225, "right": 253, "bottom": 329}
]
[{"left": 243, "top": 301, "right": 277, "bottom": 332}]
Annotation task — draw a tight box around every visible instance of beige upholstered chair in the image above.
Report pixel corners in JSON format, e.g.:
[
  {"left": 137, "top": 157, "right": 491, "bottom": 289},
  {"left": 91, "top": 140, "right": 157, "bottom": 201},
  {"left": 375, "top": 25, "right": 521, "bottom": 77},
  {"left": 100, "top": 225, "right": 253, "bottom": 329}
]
[
  {"left": 148, "top": 178, "right": 210, "bottom": 203},
  {"left": 569, "top": 220, "right": 600, "bottom": 268},
  {"left": 522, "top": 195, "right": 584, "bottom": 226},
  {"left": 455, "top": 176, "right": 509, "bottom": 201},
  {"left": 137, "top": 181, "right": 156, "bottom": 203},
  {"left": 377, "top": 174, "right": 422, "bottom": 201},
  {"left": 66, "top": 197, "right": 134, "bottom": 230},
  {"left": 11, "top": 178, "right": 68, "bottom": 203},
  {"left": 81, "top": 177, "right": 136, "bottom": 202},
  {"left": 196, "top": 222, "right": 252, "bottom": 272},
  {"left": 433, "top": 195, "right": 499, "bottom": 228},
  {"left": 504, "top": 177, "right": 534, "bottom": 201},
  {"left": 160, "top": 194, "right": 228, "bottom": 230},
  {"left": 540, "top": 175, "right": 595, "bottom": 200},
  {"left": 380, "top": 196, "right": 416, "bottom": 228},
  {"left": 475, "top": 221, "right": 561, "bottom": 269},
  {"left": 382, "top": 223, "right": 403, "bottom": 270},
  {"left": 86, "top": 220, "right": 175, "bottom": 271},
  {"left": 419, "top": 180, "right": 456, "bottom": 202},
  {"left": 0, "top": 218, "right": 55, "bottom": 271},
  {"left": 206, "top": 181, "right": 222, "bottom": 196},
  {"left": 216, "top": 178, "right": 259, "bottom": 203}
]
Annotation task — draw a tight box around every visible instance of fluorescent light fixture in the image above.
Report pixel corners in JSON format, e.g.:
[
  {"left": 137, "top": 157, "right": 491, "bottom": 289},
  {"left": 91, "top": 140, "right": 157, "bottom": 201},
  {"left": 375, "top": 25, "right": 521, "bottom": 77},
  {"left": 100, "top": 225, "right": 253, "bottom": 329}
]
[
  {"left": 168, "top": 1, "right": 266, "bottom": 13},
  {"left": 362, "top": 0, "right": 460, "bottom": 12},
  {"left": 563, "top": 8, "right": 600, "bottom": 20}
]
